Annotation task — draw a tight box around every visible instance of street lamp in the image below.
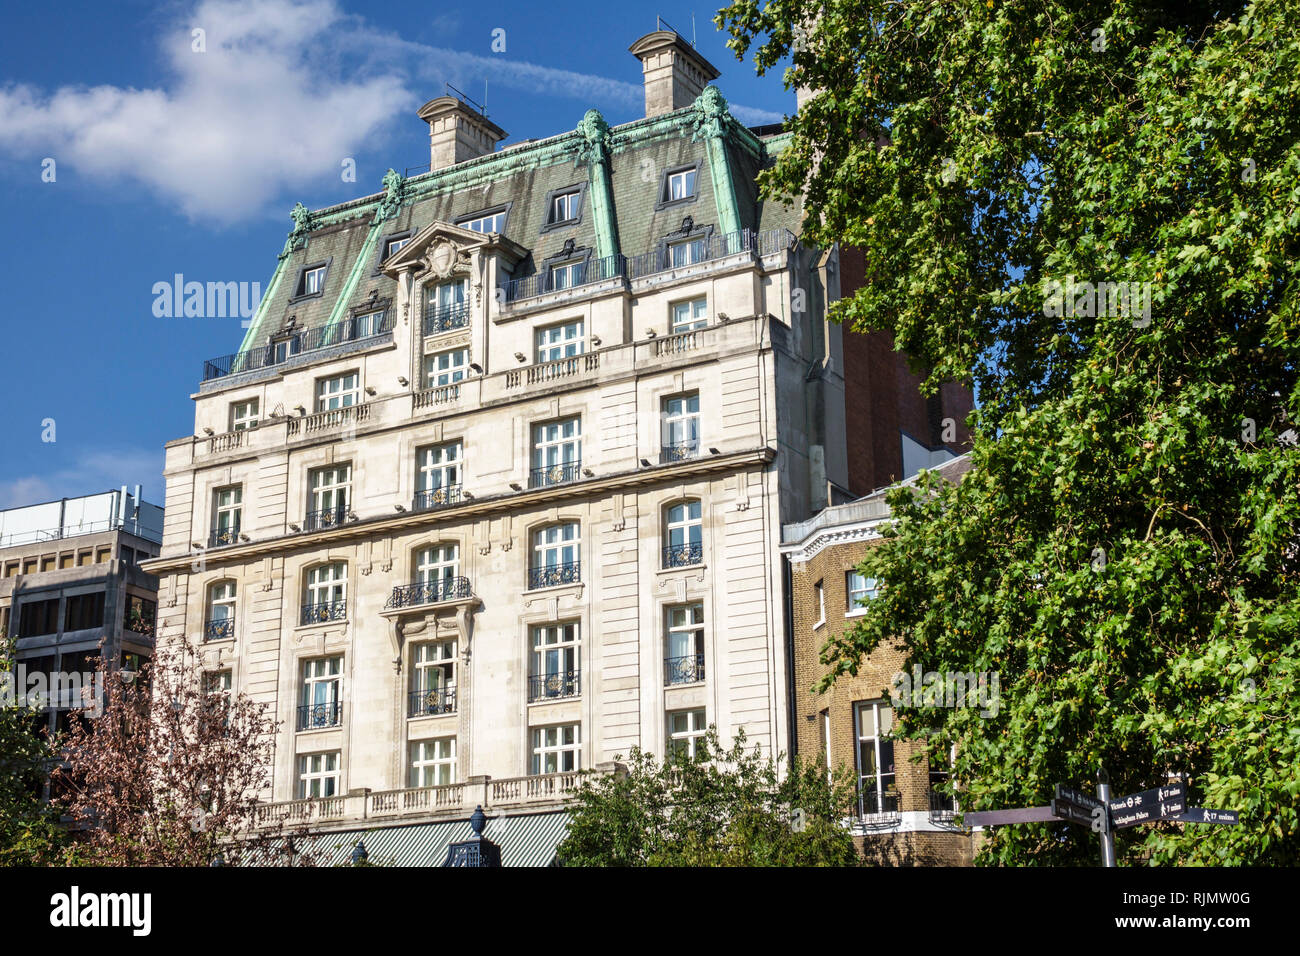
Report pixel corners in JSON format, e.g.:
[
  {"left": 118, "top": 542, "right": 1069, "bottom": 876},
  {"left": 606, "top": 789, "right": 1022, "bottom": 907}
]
[{"left": 351, "top": 841, "right": 369, "bottom": 865}]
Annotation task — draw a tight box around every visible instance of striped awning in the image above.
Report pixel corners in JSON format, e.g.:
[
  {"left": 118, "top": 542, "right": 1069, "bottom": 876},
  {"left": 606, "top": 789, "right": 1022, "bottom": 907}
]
[{"left": 245, "top": 810, "right": 571, "bottom": 867}]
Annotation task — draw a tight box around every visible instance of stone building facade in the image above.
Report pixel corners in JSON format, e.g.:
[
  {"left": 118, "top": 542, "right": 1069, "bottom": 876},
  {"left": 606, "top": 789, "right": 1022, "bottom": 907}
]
[{"left": 781, "top": 456, "right": 976, "bottom": 865}]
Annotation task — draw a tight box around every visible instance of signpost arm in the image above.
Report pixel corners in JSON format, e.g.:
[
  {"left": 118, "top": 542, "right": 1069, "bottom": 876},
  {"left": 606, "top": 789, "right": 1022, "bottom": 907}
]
[{"left": 1097, "top": 764, "right": 1116, "bottom": 868}]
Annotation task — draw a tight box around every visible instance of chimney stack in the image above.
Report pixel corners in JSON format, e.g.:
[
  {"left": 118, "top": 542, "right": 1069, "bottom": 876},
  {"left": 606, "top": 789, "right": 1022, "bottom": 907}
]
[
  {"left": 629, "top": 31, "right": 720, "bottom": 118},
  {"left": 417, "top": 95, "right": 508, "bottom": 171}
]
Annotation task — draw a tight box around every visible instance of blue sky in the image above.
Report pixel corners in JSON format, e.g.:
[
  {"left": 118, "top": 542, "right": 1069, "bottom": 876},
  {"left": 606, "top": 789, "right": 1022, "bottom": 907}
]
[{"left": 0, "top": 0, "right": 792, "bottom": 510}]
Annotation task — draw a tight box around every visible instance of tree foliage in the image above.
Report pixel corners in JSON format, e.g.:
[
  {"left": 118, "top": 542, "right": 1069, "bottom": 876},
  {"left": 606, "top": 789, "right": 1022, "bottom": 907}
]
[
  {"left": 0, "top": 644, "right": 65, "bottom": 866},
  {"left": 557, "top": 728, "right": 860, "bottom": 866},
  {"left": 717, "top": 0, "right": 1300, "bottom": 864}
]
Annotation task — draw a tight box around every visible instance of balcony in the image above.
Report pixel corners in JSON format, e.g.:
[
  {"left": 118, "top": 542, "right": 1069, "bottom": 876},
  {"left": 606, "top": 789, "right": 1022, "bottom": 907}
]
[
  {"left": 413, "top": 484, "right": 462, "bottom": 512},
  {"left": 528, "top": 670, "right": 580, "bottom": 702},
  {"left": 505, "top": 353, "right": 600, "bottom": 390},
  {"left": 505, "top": 253, "right": 625, "bottom": 302},
  {"left": 300, "top": 600, "right": 347, "bottom": 626},
  {"left": 423, "top": 302, "right": 470, "bottom": 336},
  {"left": 298, "top": 701, "right": 343, "bottom": 731},
  {"left": 201, "top": 311, "right": 393, "bottom": 382},
  {"left": 385, "top": 577, "right": 472, "bottom": 609},
  {"left": 664, "top": 653, "right": 705, "bottom": 686},
  {"left": 408, "top": 685, "right": 457, "bottom": 717},
  {"left": 529, "top": 460, "right": 581, "bottom": 489},
  {"left": 303, "top": 505, "right": 349, "bottom": 532},
  {"left": 528, "top": 561, "right": 580, "bottom": 591},
  {"left": 209, "top": 527, "right": 240, "bottom": 548},
  {"left": 858, "top": 787, "right": 901, "bottom": 823},
  {"left": 286, "top": 402, "right": 371, "bottom": 439},
  {"left": 413, "top": 383, "right": 460, "bottom": 410},
  {"left": 660, "top": 441, "right": 699, "bottom": 464},
  {"left": 662, "top": 542, "right": 703, "bottom": 569},
  {"left": 928, "top": 787, "right": 957, "bottom": 824},
  {"left": 204, "top": 618, "right": 235, "bottom": 641}
]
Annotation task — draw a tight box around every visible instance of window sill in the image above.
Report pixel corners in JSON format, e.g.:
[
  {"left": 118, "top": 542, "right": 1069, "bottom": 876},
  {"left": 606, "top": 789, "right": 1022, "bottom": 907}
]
[
  {"left": 845, "top": 609, "right": 868, "bottom": 619},
  {"left": 295, "top": 724, "right": 343, "bottom": 735},
  {"left": 656, "top": 562, "right": 706, "bottom": 576},
  {"left": 293, "top": 619, "right": 349, "bottom": 633}
]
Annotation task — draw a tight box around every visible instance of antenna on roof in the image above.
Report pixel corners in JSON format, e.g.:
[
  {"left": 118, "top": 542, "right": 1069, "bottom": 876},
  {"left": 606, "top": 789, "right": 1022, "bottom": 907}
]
[
  {"left": 656, "top": 14, "right": 682, "bottom": 38},
  {"left": 445, "top": 82, "right": 488, "bottom": 117},
  {"left": 692, "top": 13, "right": 696, "bottom": 46}
]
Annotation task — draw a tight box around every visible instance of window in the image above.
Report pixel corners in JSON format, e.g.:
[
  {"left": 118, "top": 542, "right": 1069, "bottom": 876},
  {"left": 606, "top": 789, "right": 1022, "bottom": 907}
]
[
  {"left": 458, "top": 208, "right": 508, "bottom": 234},
  {"left": 530, "top": 623, "right": 580, "bottom": 701},
  {"left": 425, "top": 280, "right": 468, "bottom": 333},
  {"left": 123, "top": 595, "right": 156, "bottom": 636},
  {"left": 212, "top": 486, "right": 242, "bottom": 547},
  {"left": 297, "top": 752, "right": 340, "bottom": 798},
  {"left": 302, "top": 563, "right": 347, "bottom": 624},
  {"left": 663, "top": 500, "right": 703, "bottom": 567},
  {"left": 64, "top": 592, "right": 106, "bottom": 632},
  {"left": 315, "top": 372, "right": 359, "bottom": 412},
  {"left": 383, "top": 235, "right": 412, "bottom": 261},
  {"left": 664, "top": 604, "right": 705, "bottom": 685},
  {"left": 350, "top": 309, "right": 386, "bottom": 339},
  {"left": 847, "top": 571, "right": 878, "bottom": 614},
  {"left": 668, "top": 709, "right": 707, "bottom": 760},
  {"left": 671, "top": 298, "right": 708, "bottom": 333},
  {"left": 668, "top": 237, "right": 706, "bottom": 267},
  {"left": 661, "top": 393, "right": 700, "bottom": 461},
  {"left": 530, "top": 417, "right": 582, "bottom": 488},
  {"left": 423, "top": 349, "right": 468, "bottom": 388},
  {"left": 306, "top": 464, "right": 350, "bottom": 530},
  {"left": 272, "top": 334, "right": 298, "bottom": 364},
  {"left": 413, "top": 543, "right": 460, "bottom": 602},
  {"left": 929, "top": 747, "right": 957, "bottom": 816},
  {"left": 204, "top": 670, "right": 232, "bottom": 696},
  {"left": 665, "top": 168, "right": 698, "bottom": 203},
  {"left": 415, "top": 442, "right": 462, "bottom": 509},
  {"left": 206, "top": 581, "right": 236, "bottom": 641},
  {"left": 547, "top": 190, "right": 581, "bottom": 226},
  {"left": 411, "top": 641, "right": 456, "bottom": 716},
  {"left": 535, "top": 320, "right": 584, "bottom": 363},
  {"left": 814, "top": 581, "right": 826, "bottom": 627},
  {"left": 531, "top": 724, "right": 580, "bottom": 774},
  {"left": 297, "top": 264, "right": 328, "bottom": 298},
  {"left": 300, "top": 656, "right": 343, "bottom": 729},
  {"left": 529, "top": 522, "right": 581, "bottom": 589},
  {"left": 548, "top": 260, "right": 584, "bottom": 291},
  {"left": 230, "top": 399, "right": 259, "bottom": 431},
  {"left": 410, "top": 738, "right": 457, "bottom": 787},
  {"left": 855, "top": 700, "right": 897, "bottom": 816}
]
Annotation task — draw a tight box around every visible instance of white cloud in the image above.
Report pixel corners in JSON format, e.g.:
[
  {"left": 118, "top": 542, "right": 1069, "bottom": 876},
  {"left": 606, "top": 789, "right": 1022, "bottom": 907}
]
[
  {"left": 0, "top": 448, "right": 165, "bottom": 512},
  {"left": 0, "top": 0, "right": 786, "bottom": 223}
]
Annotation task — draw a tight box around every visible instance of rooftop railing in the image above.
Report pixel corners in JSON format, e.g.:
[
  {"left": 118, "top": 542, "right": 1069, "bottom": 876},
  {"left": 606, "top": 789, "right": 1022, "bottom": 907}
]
[{"left": 201, "top": 311, "right": 393, "bottom": 382}]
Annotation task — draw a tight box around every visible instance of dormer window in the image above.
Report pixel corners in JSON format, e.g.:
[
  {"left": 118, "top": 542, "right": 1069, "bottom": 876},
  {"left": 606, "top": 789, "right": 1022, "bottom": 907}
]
[
  {"left": 375, "top": 230, "right": 415, "bottom": 271},
  {"left": 457, "top": 206, "right": 509, "bottom": 234},
  {"left": 659, "top": 165, "right": 699, "bottom": 207},
  {"left": 385, "top": 236, "right": 412, "bottom": 259},
  {"left": 542, "top": 185, "right": 585, "bottom": 232},
  {"left": 300, "top": 265, "right": 326, "bottom": 296}
]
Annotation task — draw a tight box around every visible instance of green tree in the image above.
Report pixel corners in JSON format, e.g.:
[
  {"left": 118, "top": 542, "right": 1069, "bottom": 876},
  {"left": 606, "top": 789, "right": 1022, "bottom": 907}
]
[
  {"left": 557, "top": 728, "right": 860, "bottom": 866},
  {"left": 717, "top": 0, "right": 1300, "bottom": 864},
  {"left": 0, "top": 647, "right": 66, "bottom": 865}
]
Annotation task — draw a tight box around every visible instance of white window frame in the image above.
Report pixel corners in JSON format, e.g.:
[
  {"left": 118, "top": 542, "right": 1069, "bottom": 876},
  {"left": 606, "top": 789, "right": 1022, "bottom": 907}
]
[
  {"left": 308, "top": 464, "right": 351, "bottom": 515},
  {"left": 664, "top": 499, "right": 702, "bottom": 562},
  {"left": 847, "top": 571, "right": 878, "bottom": 615},
  {"left": 459, "top": 210, "right": 506, "bottom": 234},
  {"left": 207, "top": 580, "right": 236, "bottom": 624},
  {"left": 665, "top": 603, "right": 705, "bottom": 684},
  {"left": 301, "top": 266, "right": 326, "bottom": 296},
  {"left": 814, "top": 580, "right": 826, "bottom": 628},
  {"left": 668, "top": 237, "right": 706, "bottom": 267},
  {"left": 297, "top": 752, "right": 340, "bottom": 798},
  {"left": 661, "top": 393, "right": 700, "bottom": 455},
  {"left": 550, "top": 191, "right": 580, "bottom": 224},
  {"left": 531, "top": 623, "right": 580, "bottom": 698},
  {"left": 414, "top": 543, "right": 459, "bottom": 586},
  {"left": 416, "top": 442, "right": 462, "bottom": 499},
  {"left": 413, "top": 641, "right": 456, "bottom": 695},
  {"left": 213, "top": 486, "right": 242, "bottom": 539},
  {"left": 430, "top": 279, "right": 468, "bottom": 313},
  {"left": 667, "top": 168, "right": 697, "bottom": 202},
  {"left": 854, "top": 700, "right": 897, "bottom": 815},
  {"left": 305, "top": 562, "right": 347, "bottom": 608},
  {"left": 410, "top": 737, "right": 457, "bottom": 787},
  {"left": 548, "top": 260, "right": 584, "bottom": 291},
  {"left": 532, "top": 417, "right": 582, "bottom": 472},
  {"left": 205, "top": 669, "right": 232, "bottom": 697},
  {"left": 670, "top": 298, "right": 708, "bottom": 333},
  {"left": 424, "top": 348, "right": 468, "bottom": 387},
  {"left": 531, "top": 522, "right": 580, "bottom": 574},
  {"left": 385, "top": 236, "right": 412, "bottom": 260},
  {"left": 229, "top": 398, "right": 259, "bottom": 431},
  {"left": 535, "top": 320, "right": 584, "bottom": 363},
  {"left": 530, "top": 723, "right": 580, "bottom": 775},
  {"left": 351, "top": 309, "right": 386, "bottom": 339},
  {"left": 315, "top": 372, "right": 359, "bottom": 412},
  {"left": 668, "top": 708, "right": 707, "bottom": 760}
]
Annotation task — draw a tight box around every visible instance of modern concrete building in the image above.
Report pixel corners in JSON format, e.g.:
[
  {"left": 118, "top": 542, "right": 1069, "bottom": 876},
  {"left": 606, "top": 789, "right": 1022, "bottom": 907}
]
[
  {"left": 780, "top": 454, "right": 976, "bottom": 865},
  {"left": 141, "top": 30, "right": 968, "bottom": 863},
  {"left": 0, "top": 488, "right": 163, "bottom": 734}
]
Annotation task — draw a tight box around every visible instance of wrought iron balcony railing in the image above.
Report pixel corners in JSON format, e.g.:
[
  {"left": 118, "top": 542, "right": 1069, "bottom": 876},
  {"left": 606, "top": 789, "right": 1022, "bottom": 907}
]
[
  {"left": 413, "top": 484, "right": 462, "bottom": 511},
  {"left": 209, "top": 526, "right": 240, "bottom": 548},
  {"left": 662, "top": 542, "right": 703, "bottom": 569},
  {"left": 408, "top": 685, "right": 457, "bottom": 717},
  {"left": 300, "top": 600, "right": 347, "bottom": 626},
  {"left": 423, "top": 301, "right": 470, "bottom": 335},
  {"left": 528, "top": 561, "right": 580, "bottom": 591},
  {"left": 385, "top": 577, "right": 472, "bottom": 609},
  {"left": 303, "top": 505, "right": 349, "bottom": 532},
  {"left": 298, "top": 701, "right": 343, "bottom": 730},
  {"left": 659, "top": 441, "right": 699, "bottom": 463},
  {"left": 204, "top": 618, "right": 235, "bottom": 641},
  {"left": 529, "top": 460, "right": 581, "bottom": 489},
  {"left": 201, "top": 311, "right": 393, "bottom": 382},
  {"left": 664, "top": 653, "right": 705, "bottom": 686},
  {"left": 528, "top": 670, "right": 581, "bottom": 702},
  {"left": 858, "top": 787, "right": 900, "bottom": 819},
  {"left": 928, "top": 787, "right": 957, "bottom": 823}
]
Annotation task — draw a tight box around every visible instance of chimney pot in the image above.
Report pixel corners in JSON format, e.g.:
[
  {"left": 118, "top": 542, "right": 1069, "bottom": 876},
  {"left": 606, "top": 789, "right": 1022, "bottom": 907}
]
[{"left": 629, "top": 31, "right": 721, "bottom": 118}]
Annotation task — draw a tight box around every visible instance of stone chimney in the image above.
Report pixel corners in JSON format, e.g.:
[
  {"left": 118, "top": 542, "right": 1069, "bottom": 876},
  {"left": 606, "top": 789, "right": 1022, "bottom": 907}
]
[
  {"left": 629, "top": 31, "right": 721, "bottom": 118},
  {"left": 416, "top": 95, "right": 508, "bottom": 171}
]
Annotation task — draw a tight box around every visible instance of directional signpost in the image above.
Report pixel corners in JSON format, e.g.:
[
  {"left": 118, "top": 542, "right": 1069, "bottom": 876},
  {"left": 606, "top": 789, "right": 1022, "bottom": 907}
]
[{"left": 962, "top": 764, "right": 1240, "bottom": 866}]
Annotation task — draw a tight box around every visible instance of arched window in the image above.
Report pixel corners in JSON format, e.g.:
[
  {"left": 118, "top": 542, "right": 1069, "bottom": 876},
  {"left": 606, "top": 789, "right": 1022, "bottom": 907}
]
[
  {"left": 205, "top": 580, "right": 236, "bottom": 641},
  {"left": 529, "top": 522, "right": 581, "bottom": 589},
  {"left": 302, "top": 563, "right": 347, "bottom": 624},
  {"left": 663, "top": 500, "right": 703, "bottom": 568}
]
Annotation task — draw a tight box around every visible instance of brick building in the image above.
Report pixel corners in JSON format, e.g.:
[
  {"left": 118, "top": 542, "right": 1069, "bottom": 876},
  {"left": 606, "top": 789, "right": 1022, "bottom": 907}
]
[{"left": 781, "top": 455, "right": 976, "bottom": 865}]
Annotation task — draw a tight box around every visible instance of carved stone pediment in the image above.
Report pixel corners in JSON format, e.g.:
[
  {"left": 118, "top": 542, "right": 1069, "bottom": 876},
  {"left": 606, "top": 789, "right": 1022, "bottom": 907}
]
[{"left": 379, "top": 220, "right": 528, "bottom": 279}]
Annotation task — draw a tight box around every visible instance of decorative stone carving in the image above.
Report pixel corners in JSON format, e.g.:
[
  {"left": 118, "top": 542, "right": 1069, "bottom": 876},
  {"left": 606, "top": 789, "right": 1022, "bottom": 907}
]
[
  {"left": 691, "top": 85, "right": 730, "bottom": 142},
  {"left": 575, "top": 109, "right": 611, "bottom": 168},
  {"left": 373, "top": 168, "right": 405, "bottom": 224}
]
